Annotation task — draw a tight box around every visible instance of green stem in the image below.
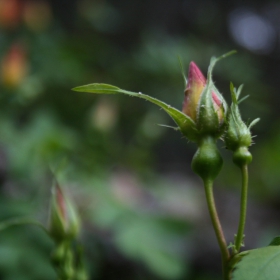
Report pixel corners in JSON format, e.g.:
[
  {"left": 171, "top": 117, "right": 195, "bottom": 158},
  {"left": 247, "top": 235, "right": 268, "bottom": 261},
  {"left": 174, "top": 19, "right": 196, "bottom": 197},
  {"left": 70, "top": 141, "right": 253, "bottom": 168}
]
[
  {"left": 0, "top": 217, "right": 49, "bottom": 236},
  {"left": 203, "top": 179, "right": 230, "bottom": 279},
  {"left": 235, "top": 165, "right": 248, "bottom": 252}
]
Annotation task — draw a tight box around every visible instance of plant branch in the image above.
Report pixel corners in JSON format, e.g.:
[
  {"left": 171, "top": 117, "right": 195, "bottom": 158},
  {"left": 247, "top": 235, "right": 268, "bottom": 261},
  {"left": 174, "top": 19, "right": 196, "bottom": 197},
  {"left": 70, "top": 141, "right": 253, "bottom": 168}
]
[
  {"left": 203, "top": 179, "right": 230, "bottom": 279},
  {"left": 0, "top": 217, "right": 49, "bottom": 236},
  {"left": 235, "top": 164, "right": 248, "bottom": 252}
]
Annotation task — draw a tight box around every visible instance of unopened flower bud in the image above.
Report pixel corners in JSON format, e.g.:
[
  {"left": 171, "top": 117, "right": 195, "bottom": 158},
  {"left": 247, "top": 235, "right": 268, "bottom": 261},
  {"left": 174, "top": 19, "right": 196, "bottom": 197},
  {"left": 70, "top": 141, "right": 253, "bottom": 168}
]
[
  {"left": 182, "top": 60, "right": 227, "bottom": 139},
  {"left": 48, "top": 183, "right": 80, "bottom": 242},
  {"left": 224, "top": 84, "right": 259, "bottom": 167}
]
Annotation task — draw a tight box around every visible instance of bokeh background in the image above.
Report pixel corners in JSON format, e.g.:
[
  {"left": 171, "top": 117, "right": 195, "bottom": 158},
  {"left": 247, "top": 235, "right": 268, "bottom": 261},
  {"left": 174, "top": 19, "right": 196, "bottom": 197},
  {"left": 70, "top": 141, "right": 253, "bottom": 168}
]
[{"left": 0, "top": 0, "right": 280, "bottom": 279}]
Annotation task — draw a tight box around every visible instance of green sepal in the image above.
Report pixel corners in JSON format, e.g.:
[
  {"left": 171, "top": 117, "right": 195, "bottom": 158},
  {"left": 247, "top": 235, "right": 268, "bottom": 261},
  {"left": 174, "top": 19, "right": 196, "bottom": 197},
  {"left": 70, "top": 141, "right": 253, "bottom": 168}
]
[
  {"left": 197, "top": 83, "right": 221, "bottom": 136},
  {"left": 248, "top": 118, "right": 260, "bottom": 130},
  {"left": 73, "top": 83, "right": 199, "bottom": 142},
  {"left": 196, "top": 52, "right": 233, "bottom": 137},
  {"left": 177, "top": 55, "right": 187, "bottom": 87}
]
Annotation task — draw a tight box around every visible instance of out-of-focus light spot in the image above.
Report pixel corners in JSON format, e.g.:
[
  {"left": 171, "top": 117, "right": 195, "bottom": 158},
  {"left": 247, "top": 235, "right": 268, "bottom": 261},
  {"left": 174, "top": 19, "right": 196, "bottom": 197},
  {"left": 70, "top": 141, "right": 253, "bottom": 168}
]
[
  {"left": 183, "top": 0, "right": 218, "bottom": 25},
  {"left": 90, "top": 98, "right": 118, "bottom": 132},
  {"left": 78, "top": 0, "right": 122, "bottom": 33},
  {"left": 0, "top": 0, "right": 22, "bottom": 29},
  {"left": 229, "top": 9, "right": 276, "bottom": 54}
]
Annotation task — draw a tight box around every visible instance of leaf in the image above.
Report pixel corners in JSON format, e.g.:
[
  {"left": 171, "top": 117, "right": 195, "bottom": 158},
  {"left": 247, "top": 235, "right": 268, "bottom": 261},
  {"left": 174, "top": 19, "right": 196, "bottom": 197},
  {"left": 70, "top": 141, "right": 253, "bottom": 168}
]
[
  {"left": 73, "top": 83, "right": 198, "bottom": 141},
  {"left": 114, "top": 217, "right": 188, "bottom": 279},
  {"left": 269, "top": 236, "right": 280, "bottom": 246},
  {"left": 232, "top": 246, "right": 280, "bottom": 280}
]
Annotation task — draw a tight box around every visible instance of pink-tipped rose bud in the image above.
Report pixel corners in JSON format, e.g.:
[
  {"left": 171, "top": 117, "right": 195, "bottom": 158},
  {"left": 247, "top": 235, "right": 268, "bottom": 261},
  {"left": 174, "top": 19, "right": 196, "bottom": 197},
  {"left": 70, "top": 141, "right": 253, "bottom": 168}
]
[
  {"left": 182, "top": 61, "right": 206, "bottom": 120},
  {"left": 183, "top": 62, "right": 223, "bottom": 121},
  {"left": 182, "top": 61, "right": 226, "bottom": 137},
  {"left": 48, "top": 183, "right": 80, "bottom": 242}
]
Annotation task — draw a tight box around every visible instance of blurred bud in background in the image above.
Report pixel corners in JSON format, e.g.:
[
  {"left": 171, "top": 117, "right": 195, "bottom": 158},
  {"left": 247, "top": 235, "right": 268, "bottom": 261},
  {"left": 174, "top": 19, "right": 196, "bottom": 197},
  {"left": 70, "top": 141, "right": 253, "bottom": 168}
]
[
  {"left": 0, "top": 0, "right": 22, "bottom": 29},
  {"left": 49, "top": 183, "right": 81, "bottom": 243},
  {"left": 90, "top": 98, "right": 118, "bottom": 132},
  {"left": 1, "top": 43, "right": 28, "bottom": 88}
]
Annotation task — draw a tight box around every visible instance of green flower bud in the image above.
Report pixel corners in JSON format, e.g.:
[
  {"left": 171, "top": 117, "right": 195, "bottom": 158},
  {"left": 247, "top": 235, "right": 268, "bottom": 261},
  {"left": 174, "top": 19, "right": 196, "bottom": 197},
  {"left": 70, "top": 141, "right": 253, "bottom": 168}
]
[
  {"left": 48, "top": 183, "right": 80, "bottom": 242},
  {"left": 192, "top": 136, "right": 223, "bottom": 182},
  {"left": 224, "top": 83, "right": 259, "bottom": 167},
  {"left": 182, "top": 55, "right": 229, "bottom": 141}
]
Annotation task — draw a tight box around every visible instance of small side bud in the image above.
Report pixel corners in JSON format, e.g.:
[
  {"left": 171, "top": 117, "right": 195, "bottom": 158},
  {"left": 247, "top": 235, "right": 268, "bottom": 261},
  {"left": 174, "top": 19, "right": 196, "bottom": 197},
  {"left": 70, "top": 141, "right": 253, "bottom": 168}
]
[
  {"left": 48, "top": 183, "right": 80, "bottom": 242},
  {"left": 224, "top": 84, "right": 259, "bottom": 167}
]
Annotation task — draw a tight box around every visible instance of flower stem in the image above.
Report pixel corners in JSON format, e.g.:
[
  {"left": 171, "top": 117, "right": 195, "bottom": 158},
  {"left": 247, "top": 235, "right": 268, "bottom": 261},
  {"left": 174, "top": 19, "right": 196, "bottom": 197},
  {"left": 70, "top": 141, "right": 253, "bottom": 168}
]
[
  {"left": 0, "top": 217, "right": 49, "bottom": 235},
  {"left": 203, "top": 179, "right": 230, "bottom": 279},
  {"left": 235, "top": 164, "right": 248, "bottom": 252}
]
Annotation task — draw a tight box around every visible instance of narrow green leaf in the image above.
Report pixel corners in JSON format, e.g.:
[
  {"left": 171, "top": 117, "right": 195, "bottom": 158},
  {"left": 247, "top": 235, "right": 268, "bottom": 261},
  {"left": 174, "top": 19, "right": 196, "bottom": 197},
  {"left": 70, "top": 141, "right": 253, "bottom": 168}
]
[
  {"left": 72, "top": 83, "right": 121, "bottom": 94},
  {"left": 73, "top": 83, "right": 198, "bottom": 141},
  {"left": 232, "top": 246, "right": 280, "bottom": 280}
]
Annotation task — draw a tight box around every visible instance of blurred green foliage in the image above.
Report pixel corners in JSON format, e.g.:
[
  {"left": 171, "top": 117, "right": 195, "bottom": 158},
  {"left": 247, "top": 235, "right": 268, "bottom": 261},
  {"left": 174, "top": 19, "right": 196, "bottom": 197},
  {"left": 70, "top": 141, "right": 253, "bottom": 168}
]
[{"left": 0, "top": 0, "right": 279, "bottom": 280}]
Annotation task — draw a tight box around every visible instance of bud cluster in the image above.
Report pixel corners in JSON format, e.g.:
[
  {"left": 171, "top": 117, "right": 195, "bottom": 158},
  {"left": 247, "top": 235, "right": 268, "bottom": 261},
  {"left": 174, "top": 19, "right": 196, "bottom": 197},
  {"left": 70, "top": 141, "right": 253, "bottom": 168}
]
[{"left": 181, "top": 53, "right": 258, "bottom": 180}]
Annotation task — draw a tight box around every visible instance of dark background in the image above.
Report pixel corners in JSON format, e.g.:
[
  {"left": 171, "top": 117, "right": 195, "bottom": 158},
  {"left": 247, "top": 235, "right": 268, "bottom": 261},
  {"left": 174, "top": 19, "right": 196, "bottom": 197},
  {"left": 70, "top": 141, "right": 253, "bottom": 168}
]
[{"left": 0, "top": 0, "right": 280, "bottom": 279}]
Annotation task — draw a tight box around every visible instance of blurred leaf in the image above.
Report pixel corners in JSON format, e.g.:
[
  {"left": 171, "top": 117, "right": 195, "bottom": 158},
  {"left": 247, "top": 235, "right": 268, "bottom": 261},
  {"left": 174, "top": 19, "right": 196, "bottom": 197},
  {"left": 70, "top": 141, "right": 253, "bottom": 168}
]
[
  {"left": 114, "top": 216, "right": 189, "bottom": 279},
  {"left": 232, "top": 246, "right": 280, "bottom": 280},
  {"left": 269, "top": 236, "right": 280, "bottom": 246}
]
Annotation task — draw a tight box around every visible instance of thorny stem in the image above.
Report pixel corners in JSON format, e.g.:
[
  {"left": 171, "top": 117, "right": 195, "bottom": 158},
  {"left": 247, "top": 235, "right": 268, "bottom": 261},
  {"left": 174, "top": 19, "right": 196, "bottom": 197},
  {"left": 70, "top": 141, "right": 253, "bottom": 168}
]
[
  {"left": 235, "top": 165, "right": 248, "bottom": 253},
  {"left": 203, "top": 179, "right": 230, "bottom": 280}
]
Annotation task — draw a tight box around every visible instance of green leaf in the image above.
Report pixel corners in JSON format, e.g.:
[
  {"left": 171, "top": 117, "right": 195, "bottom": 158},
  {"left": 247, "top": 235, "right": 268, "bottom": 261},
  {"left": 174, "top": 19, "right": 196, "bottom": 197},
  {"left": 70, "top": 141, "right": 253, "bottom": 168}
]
[
  {"left": 73, "top": 83, "right": 198, "bottom": 141},
  {"left": 114, "top": 217, "right": 188, "bottom": 279},
  {"left": 232, "top": 246, "right": 280, "bottom": 280},
  {"left": 72, "top": 83, "right": 120, "bottom": 94},
  {"left": 269, "top": 236, "right": 280, "bottom": 246}
]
